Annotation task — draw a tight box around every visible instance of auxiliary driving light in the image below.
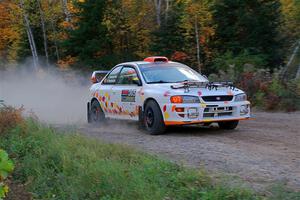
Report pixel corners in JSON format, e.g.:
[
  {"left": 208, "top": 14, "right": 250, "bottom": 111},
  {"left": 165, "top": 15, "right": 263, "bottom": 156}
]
[
  {"left": 240, "top": 105, "right": 249, "bottom": 115},
  {"left": 188, "top": 108, "right": 199, "bottom": 119}
]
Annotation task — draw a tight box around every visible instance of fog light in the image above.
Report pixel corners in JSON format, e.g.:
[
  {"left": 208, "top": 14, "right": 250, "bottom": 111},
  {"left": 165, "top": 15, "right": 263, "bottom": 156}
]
[
  {"left": 240, "top": 105, "right": 249, "bottom": 115},
  {"left": 188, "top": 108, "right": 198, "bottom": 119},
  {"left": 175, "top": 107, "right": 184, "bottom": 112}
]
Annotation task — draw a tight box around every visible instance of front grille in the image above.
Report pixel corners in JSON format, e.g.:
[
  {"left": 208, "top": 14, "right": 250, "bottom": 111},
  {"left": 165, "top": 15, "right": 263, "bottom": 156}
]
[
  {"left": 203, "top": 106, "right": 234, "bottom": 118},
  {"left": 204, "top": 107, "right": 233, "bottom": 112},
  {"left": 202, "top": 95, "right": 233, "bottom": 102}
]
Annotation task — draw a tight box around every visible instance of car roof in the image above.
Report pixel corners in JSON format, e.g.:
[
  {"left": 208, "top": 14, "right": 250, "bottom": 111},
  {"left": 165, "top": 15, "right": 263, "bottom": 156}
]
[{"left": 118, "top": 61, "right": 181, "bottom": 67}]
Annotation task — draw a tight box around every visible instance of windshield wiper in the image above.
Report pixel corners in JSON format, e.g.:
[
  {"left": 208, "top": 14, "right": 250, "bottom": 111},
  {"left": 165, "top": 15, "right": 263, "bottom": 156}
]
[{"left": 148, "top": 80, "right": 172, "bottom": 84}]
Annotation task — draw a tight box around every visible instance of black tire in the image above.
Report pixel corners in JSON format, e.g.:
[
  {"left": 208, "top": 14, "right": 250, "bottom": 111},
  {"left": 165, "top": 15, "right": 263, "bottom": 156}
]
[
  {"left": 90, "top": 100, "right": 105, "bottom": 124},
  {"left": 144, "top": 100, "right": 166, "bottom": 135},
  {"left": 218, "top": 120, "right": 239, "bottom": 130}
]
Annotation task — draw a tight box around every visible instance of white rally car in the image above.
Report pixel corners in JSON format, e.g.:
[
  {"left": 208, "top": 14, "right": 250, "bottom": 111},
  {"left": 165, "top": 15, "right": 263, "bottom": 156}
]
[{"left": 87, "top": 56, "right": 250, "bottom": 134}]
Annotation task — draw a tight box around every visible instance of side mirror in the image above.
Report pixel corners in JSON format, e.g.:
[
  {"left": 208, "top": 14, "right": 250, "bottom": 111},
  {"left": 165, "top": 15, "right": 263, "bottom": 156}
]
[
  {"left": 90, "top": 76, "right": 98, "bottom": 84},
  {"left": 202, "top": 74, "right": 208, "bottom": 80},
  {"left": 132, "top": 78, "right": 142, "bottom": 86}
]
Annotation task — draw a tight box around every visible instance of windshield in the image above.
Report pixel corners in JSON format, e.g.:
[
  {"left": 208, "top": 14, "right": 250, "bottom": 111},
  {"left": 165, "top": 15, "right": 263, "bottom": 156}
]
[{"left": 139, "top": 63, "right": 208, "bottom": 84}]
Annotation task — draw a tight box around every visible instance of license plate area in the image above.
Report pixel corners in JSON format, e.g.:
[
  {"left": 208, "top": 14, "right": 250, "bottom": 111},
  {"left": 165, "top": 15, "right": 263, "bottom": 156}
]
[{"left": 203, "top": 106, "right": 233, "bottom": 118}]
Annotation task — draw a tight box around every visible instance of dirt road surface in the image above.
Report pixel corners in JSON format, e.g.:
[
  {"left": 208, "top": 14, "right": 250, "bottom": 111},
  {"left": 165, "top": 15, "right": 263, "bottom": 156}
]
[{"left": 57, "top": 112, "right": 300, "bottom": 191}]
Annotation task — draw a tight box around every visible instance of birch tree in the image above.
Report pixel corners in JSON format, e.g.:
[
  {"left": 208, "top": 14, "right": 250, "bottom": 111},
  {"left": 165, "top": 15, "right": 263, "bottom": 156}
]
[
  {"left": 165, "top": 0, "right": 169, "bottom": 22},
  {"left": 50, "top": 18, "right": 60, "bottom": 62},
  {"left": 62, "top": 0, "right": 71, "bottom": 22},
  {"left": 182, "top": 0, "right": 214, "bottom": 71},
  {"left": 19, "top": 0, "right": 39, "bottom": 69},
  {"left": 38, "top": 0, "right": 49, "bottom": 66},
  {"left": 153, "top": 0, "right": 162, "bottom": 26},
  {"left": 194, "top": 18, "right": 201, "bottom": 72}
]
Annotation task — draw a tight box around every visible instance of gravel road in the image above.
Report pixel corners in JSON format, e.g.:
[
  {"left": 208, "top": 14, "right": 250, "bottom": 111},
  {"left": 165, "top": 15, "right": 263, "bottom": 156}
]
[{"left": 58, "top": 112, "right": 300, "bottom": 191}]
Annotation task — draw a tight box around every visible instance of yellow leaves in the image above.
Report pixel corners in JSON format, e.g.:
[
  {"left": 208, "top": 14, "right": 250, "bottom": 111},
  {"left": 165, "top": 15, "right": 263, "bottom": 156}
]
[
  {"left": 0, "top": 0, "right": 21, "bottom": 61},
  {"left": 57, "top": 56, "right": 77, "bottom": 69},
  {"left": 61, "top": 21, "right": 74, "bottom": 29},
  {"left": 280, "top": 0, "right": 300, "bottom": 38}
]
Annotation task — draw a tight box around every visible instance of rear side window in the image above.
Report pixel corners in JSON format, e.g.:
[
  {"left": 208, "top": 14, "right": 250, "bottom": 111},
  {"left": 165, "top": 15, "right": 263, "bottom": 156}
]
[{"left": 102, "top": 66, "right": 122, "bottom": 84}]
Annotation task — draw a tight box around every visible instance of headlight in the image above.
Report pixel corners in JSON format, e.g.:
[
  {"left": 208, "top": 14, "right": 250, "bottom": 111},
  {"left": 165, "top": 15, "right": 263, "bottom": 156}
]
[
  {"left": 235, "top": 93, "right": 247, "bottom": 101},
  {"left": 170, "top": 95, "right": 200, "bottom": 103}
]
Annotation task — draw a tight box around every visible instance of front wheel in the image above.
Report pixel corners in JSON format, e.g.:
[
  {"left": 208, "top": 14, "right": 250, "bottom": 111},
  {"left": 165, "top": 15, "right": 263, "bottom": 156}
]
[
  {"left": 90, "top": 100, "right": 105, "bottom": 124},
  {"left": 218, "top": 120, "right": 239, "bottom": 130},
  {"left": 144, "top": 100, "right": 166, "bottom": 135}
]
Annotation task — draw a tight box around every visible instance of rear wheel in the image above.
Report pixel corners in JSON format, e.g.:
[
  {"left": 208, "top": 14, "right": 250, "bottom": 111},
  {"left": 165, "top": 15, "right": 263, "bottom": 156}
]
[
  {"left": 144, "top": 100, "right": 166, "bottom": 135},
  {"left": 218, "top": 120, "right": 239, "bottom": 130},
  {"left": 90, "top": 100, "right": 105, "bottom": 124}
]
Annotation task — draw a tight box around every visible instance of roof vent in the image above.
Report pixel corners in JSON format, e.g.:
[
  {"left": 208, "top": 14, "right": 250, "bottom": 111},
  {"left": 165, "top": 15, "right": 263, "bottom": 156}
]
[{"left": 144, "top": 56, "right": 169, "bottom": 62}]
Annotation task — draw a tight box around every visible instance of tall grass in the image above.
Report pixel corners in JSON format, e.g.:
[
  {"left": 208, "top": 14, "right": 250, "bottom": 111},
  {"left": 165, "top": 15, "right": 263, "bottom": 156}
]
[{"left": 0, "top": 120, "right": 260, "bottom": 200}]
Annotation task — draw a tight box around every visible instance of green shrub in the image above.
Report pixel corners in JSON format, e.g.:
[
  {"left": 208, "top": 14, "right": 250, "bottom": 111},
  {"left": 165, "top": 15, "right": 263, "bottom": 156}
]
[
  {"left": 212, "top": 51, "right": 267, "bottom": 76},
  {"left": 0, "top": 149, "right": 14, "bottom": 200},
  {"left": 209, "top": 67, "right": 300, "bottom": 111},
  {"left": 256, "top": 74, "right": 300, "bottom": 111}
]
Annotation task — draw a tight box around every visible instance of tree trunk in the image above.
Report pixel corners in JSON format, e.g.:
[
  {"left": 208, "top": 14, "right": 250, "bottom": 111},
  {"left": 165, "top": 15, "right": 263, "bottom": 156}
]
[
  {"left": 165, "top": 0, "right": 169, "bottom": 22},
  {"left": 20, "top": 0, "right": 39, "bottom": 69},
  {"left": 286, "top": 40, "right": 300, "bottom": 67},
  {"left": 50, "top": 18, "right": 60, "bottom": 62},
  {"left": 154, "top": 0, "right": 162, "bottom": 26},
  {"left": 62, "top": 0, "right": 71, "bottom": 22},
  {"left": 296, "top": 62, "right": 300, "bottom": 79},
  {"left": 282, "top": 40, "right": 300, "bottom": 79},
  {"left": 38, "top": 1, "right": 49, "bottom": 67},
  {"left": 194, "top": 19, "right": 201, "bottom": 73}
]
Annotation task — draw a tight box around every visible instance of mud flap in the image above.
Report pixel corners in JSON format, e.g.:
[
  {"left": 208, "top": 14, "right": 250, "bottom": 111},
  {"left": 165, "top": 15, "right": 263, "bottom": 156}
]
[
  {"left": 87, "top": 102, "right": 91, "bottom": 123},
  {"left": 138, "top": 106, "right": 144, "bottom": 129}
]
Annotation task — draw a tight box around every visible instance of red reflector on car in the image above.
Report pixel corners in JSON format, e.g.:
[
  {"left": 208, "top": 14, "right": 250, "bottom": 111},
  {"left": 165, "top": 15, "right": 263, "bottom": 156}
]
[{"left": 144, "top": 56, "right": 168, "bottom": 62}]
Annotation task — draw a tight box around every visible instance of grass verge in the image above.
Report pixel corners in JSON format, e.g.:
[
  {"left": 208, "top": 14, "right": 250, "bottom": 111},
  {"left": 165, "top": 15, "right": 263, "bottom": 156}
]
[{"left": 0, "top": 120, "right": 262, "bottom": 200}]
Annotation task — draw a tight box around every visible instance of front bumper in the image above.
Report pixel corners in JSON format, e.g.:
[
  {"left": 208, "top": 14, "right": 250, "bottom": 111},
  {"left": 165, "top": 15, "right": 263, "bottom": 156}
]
[{"left": 162, "top": 101, "right": 251, "bottom": 126}]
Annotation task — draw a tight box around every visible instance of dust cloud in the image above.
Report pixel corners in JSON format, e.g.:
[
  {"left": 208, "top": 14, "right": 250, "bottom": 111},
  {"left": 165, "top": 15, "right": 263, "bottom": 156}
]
[{"left": 0, "top": 63, "right": 91, "bottom": 124}]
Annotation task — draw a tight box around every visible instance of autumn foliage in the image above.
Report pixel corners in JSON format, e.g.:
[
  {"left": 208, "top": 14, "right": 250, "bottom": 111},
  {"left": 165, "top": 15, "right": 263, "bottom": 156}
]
[{"left": 0, "top": 106, "right": 24, "bottom": 135}]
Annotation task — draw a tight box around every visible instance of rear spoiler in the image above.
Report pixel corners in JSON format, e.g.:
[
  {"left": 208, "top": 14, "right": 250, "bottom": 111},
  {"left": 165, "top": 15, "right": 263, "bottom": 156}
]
[{"left": 90, "top": 70, "right": 109, "bottom": 84}]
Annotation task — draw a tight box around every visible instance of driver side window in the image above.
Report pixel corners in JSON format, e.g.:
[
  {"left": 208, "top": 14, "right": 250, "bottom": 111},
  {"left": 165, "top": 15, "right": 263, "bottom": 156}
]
[{"left": 117, "top": 67, "right": 140, "bottom": 85}]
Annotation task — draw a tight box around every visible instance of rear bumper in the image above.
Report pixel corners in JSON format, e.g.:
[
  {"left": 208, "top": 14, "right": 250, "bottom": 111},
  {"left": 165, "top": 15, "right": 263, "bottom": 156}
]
[{"left": 161, "top": 101, "right": 251, "bottom": 126}]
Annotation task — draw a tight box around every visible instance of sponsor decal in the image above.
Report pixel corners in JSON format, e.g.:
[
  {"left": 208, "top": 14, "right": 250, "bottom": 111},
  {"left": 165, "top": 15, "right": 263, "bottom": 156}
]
[
  {"left": 163, "top": 105, "right": 167, "bottom": 112},
  {"left": 164, "top": 112, "right": 170, "bottom": 119},
  {"left": 171, "top": 105, "right": 176, "bottom": 112},
  {"left": 200, "top": 103, "right": 206, "bottom": 108},
  {"left": 121, "top": 90, "right": 136, "bottom": 102},
  {"left": 163, "top": 91, "right": 171, "bottom": 97}
]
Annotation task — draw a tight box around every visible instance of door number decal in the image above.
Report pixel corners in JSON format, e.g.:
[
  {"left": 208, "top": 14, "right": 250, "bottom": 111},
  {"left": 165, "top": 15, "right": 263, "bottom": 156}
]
[{"left": 121, "top": 90, "right": 136, "bottom": 102}]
